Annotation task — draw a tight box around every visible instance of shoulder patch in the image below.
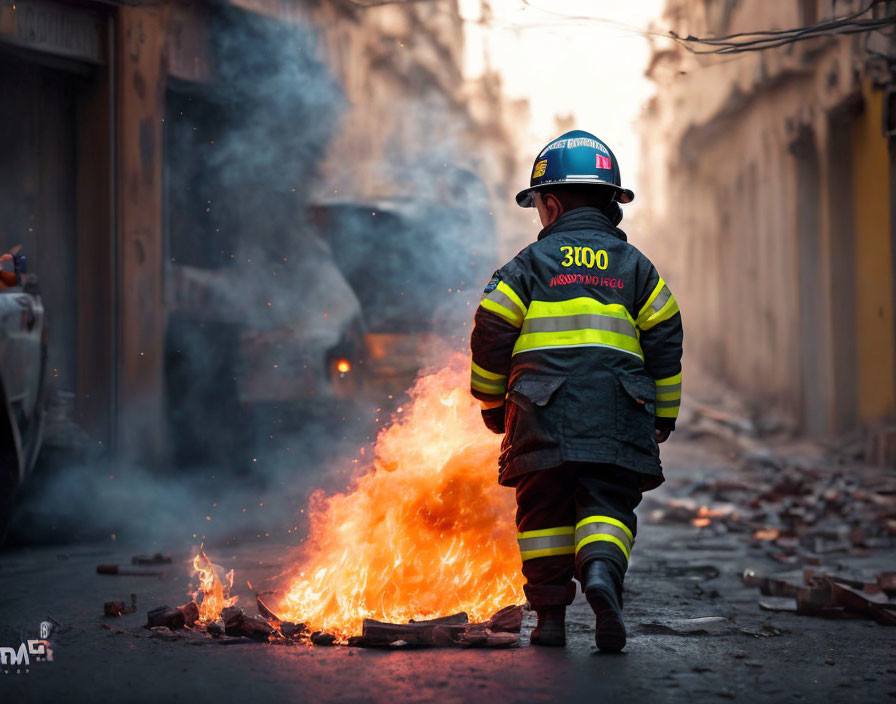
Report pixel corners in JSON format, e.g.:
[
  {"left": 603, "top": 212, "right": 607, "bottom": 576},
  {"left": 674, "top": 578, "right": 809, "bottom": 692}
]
[{"left": 483, "top": 272, "right": 500, "bottom": 294}]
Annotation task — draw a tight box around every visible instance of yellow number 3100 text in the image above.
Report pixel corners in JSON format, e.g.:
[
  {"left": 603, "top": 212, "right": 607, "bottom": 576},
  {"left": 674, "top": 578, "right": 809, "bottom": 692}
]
[{"left": 560, "top": 246, "right": 609, "bottom": 270}]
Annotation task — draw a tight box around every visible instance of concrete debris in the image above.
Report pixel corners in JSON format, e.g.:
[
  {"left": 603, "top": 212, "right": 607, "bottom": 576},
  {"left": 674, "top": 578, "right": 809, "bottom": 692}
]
[
  {"left": 744, "top": 569, "right": 896, "bottom": 625},
  {"left": 645, "top": 417, "right": 896, "bottom": 568},
  {"left": 145, "top": 602, "right": 200, "bottom": 629},
  {"left": 222, "top": 606, "right": 277, "bottom": 641},
  {"left": 206, "top": 621, "right": 225, "bottom": 637},
  {"left": 104, "top": 594, "right": 137, "bottom": 617}
]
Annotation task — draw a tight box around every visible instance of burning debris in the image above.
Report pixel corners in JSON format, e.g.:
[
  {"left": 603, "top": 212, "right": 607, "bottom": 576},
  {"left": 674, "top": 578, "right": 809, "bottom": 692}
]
[
  {"left": 191, "top": 547, "right": 238, "bottom": 623},
  {"left": 271, "top": 356, "right": 524, "bottom": 638},
  {"left": 130, "top": 358, "right": 524, "bottom": 648},
  {"left": 140, "top": 582, "right": 521, "bottom": 649}
]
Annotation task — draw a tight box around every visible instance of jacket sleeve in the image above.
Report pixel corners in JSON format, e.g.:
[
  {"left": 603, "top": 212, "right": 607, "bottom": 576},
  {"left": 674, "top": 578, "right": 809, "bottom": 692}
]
[
  {"left": 634, "top": 264, "right": 683, "bottom": 431},
  {"left": 470, "top": 259, "right": 530, "bottom": 433}
]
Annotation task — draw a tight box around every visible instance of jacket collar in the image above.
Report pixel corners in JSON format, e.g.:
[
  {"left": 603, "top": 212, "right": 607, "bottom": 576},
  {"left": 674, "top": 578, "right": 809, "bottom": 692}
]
[{"left": 536, "top": 207, "right": 627, "bottom": 242}]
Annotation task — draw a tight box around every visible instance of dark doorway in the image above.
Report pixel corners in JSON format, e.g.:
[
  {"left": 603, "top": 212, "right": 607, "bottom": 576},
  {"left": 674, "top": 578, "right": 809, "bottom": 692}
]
[{"left": 792, "top": 127, "right": 832, "bottom": 433}]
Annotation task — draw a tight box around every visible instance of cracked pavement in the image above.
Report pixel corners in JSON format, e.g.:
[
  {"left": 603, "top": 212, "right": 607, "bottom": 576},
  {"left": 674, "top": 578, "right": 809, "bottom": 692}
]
[{"left": 1, "top": 439, "right": 895, "bottom": 703}]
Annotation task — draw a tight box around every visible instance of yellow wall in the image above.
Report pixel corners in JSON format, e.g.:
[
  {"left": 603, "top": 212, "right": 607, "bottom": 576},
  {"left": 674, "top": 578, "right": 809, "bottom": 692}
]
[{"left": 852, "top": 79, "right": 896, "bottom": 422}]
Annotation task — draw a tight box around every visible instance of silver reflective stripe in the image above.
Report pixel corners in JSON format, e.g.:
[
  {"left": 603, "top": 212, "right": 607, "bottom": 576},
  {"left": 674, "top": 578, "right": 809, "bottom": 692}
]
[
  {"left": 518, "top": 534, "right": 575, "bottom": 552},
  {"left": 651, "top": 286, "right": 672, "bottom": 313},
  {"left": 656, "top": 382, "right": 681, "bottom": 394},
  {"left": 575, "top": 522, "right": 633, "bottom": 552},
  {"left": 485, "top": 288, "right": 521, "bottom": 313},
  {"left": 656, "top": 399, "right": 680, "bottom": 409},
  {"left": 520, "top": 314, "right": 637, "bottom": 338},
  {"left": 471, "top": 370, "right": 505, "bottom": 390}
]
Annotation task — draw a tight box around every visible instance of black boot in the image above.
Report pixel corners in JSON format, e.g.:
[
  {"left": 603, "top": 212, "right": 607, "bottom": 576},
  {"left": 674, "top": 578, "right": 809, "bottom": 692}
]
[
  {"left": 529, "top": 606, "right": 566, "bottom": 646},
  {"left": 583, "top": 560, "right": 626, "bottom": 652}
]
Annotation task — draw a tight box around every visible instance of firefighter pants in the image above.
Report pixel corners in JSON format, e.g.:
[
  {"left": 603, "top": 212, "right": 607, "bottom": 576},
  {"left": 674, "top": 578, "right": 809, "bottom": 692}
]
[{"left": 514, "top": 462, "right": 642, "bottom": 608}]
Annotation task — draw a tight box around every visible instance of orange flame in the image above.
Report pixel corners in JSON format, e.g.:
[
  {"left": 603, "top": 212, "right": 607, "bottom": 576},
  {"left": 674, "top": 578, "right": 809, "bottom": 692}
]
[
  {"left": 191, "top": 546, "right": 238, "bottom": 623},
  {"left": 275, "top": 354, "right": 524, "bottom": 637},
  {"left": 336, "top": 359, "right": 351, "bottom": 374}
]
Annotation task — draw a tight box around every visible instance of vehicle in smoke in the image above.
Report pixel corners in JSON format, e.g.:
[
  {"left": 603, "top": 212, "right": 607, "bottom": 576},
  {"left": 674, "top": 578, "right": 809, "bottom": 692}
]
[
  {"left": 164, "top": 235, "right": 366, "bottom": 468},
  {"left": 0, "top": 259, "right": 47, "bottom": 540},
  {"left": 309, "top": 198, "right": 497, "bottom": 395}
]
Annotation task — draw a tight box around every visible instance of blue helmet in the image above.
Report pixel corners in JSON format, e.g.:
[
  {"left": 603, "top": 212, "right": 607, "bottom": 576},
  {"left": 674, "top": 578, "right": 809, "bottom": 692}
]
[{"left": 516, "top": 130, "right": 634, "bottom": 208}]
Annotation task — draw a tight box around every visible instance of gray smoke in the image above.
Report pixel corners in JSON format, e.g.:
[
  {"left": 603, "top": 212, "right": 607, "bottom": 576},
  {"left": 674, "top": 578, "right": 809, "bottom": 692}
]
[{"left": 10, "top": 7, "right": 502, "bottom": 547}]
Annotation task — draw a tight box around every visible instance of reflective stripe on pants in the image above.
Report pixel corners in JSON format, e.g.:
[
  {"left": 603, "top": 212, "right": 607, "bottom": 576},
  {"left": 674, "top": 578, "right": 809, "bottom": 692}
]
[
  {"left": 517, "top": 526, "right": 575, "bottom": 561},
  {"left": 575, "top": 516, "right": 634, "bottom": 562}
]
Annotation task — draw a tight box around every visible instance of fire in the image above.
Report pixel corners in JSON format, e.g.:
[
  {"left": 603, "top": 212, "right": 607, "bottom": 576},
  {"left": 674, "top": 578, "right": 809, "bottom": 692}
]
[
  {"left": 335, "top": 359, "right": 351, "bottom": 374},
  {"left": 192, "top": 546, "right": 238, "bottom": 623},
  {"left": 274, "top": 354, "right": 524, "bottom": 637}
]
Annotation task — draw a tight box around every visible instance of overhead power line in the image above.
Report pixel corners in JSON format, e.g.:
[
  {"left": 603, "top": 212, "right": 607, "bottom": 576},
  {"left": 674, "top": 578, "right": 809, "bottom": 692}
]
[
  {"left": 518, "top": 0, "right": 894, "bottom": 56},
  {"left": 669, "top": 0, "right": 894, "bottom": 55}
]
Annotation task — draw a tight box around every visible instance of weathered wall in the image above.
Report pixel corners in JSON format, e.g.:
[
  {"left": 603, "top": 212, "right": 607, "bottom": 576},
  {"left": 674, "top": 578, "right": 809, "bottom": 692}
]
[
  {"left": 639, "top": 0, "right": 896, "bottom": 434},
  {"left": 1, "top": 0, "right": 524, "bottom": 460}
]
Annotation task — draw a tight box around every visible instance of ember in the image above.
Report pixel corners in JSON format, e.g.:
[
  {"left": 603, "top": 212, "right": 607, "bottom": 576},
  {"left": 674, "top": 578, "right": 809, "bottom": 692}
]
[{"left": 272, "top": 355, "right": 524, "bottom": 638}]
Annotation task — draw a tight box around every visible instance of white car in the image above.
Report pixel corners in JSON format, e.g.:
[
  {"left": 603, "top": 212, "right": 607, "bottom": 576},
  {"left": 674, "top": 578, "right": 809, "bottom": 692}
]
[{"left": 0, "top": 271, "right": 47, "bottom": 541}]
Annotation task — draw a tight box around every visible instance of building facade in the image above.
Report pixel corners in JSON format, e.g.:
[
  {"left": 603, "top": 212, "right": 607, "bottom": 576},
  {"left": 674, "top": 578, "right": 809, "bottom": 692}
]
[
  {"left": 639, "top": 0, "right": 896, "bottom": 442},
  {"left": 0, "top": 0, "right": 523, "bottom": 462}
]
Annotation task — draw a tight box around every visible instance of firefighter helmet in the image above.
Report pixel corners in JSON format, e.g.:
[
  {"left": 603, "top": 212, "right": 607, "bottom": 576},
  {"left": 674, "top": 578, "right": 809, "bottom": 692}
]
[{"left": 516, "top": 130, "right": 634, "bottom": 207}]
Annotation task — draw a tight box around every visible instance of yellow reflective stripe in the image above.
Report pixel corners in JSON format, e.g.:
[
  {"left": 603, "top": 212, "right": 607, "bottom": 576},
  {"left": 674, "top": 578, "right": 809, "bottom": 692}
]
[
  {"left": 517, "top": 526, "right": 575, "bottom": 539},
  {"left": 471, "top": 361, "right": 507, "bottom": 382},
  {"left": 656, "top": 390, "right": 681, "bottom": 401},
  {"left": 471, "top": 378, "right": 506, "bottom": 395},
  {"left": 513, "top": 330, "right": 644, "bottom": 359},
  {"left": 655, "top": 372, "right": 682, "bottom": 386},
  {"left": 655, "top": 372, "right": 682, "bottom": 418},
  {"left": 526, "top": 298, "right": 634, "bottom": 322},
  {"left": 480, "top": 298, "right": 524, "bottom": 327},
  {"left": 575, "top": 515, "right": 633, "bottom": 541},
  {"left": 495, "top": 281, "right": 527, "bottom": 318},
  {"left": 641, "top": 297, "right": 679, "bottom": 331},
  {"left": 513, "top": 298, "right": 643, "bottom": 359},
  {"left": 575, "top": 534, "right": 630, "bottom": 561},
  {"left": 637, "top": 280, "right": 666, "bottom": 325},
  {"left": 656, "top": 403, "right": 680, "bottom": 419},
  {"left": 637, "top": 278, "right": 680, "bottom": 331},
  {"left": 480, "top": 281, "right": 527, "bottom": 328},
  {"left": 520, "top": 546, "right": 576, "bottom": 560},
  {"left": 518, "top": 525, "right": 576, "bottom": 561}
]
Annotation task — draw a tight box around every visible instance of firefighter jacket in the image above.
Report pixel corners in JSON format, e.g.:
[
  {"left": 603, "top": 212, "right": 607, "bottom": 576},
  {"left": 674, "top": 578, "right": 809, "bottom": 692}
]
[{"left": 470, "top": 207, "right": 683, "bottom": 490}]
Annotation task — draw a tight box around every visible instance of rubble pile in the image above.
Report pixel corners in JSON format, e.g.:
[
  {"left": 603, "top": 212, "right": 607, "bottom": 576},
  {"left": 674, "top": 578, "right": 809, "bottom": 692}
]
[
  {"left": 647, "top": 466, "right": 896, "bottom": 564},
  {"left": 645, "top": 401, "right": 896, "bottom": 624},
  {"left": 744, "top": 567, "right": 896, "bottom": 625},
  {"left": 135, "top": 594, "right": 523, "bottom": 648},
  {"left": 647, "top": 402, "right": 896, "bottom": 565}
]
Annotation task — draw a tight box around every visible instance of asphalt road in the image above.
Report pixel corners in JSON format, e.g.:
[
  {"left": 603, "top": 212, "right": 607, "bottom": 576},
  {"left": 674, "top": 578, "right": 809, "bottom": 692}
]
[{"left": 1, "top": 441, "right": 895, "bottom": 703}]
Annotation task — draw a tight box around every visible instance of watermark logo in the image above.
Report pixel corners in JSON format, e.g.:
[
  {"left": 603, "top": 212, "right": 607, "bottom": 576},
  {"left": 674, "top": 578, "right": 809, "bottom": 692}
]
[{"left": 1, "top": 624, "right": 54, "bottom": 675}]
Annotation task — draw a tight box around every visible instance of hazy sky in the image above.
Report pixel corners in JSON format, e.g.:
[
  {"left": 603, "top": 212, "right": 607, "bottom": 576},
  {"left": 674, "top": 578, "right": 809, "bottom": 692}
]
[{"left": 460, "top": 0, "right": 666, "bottom": 203}]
